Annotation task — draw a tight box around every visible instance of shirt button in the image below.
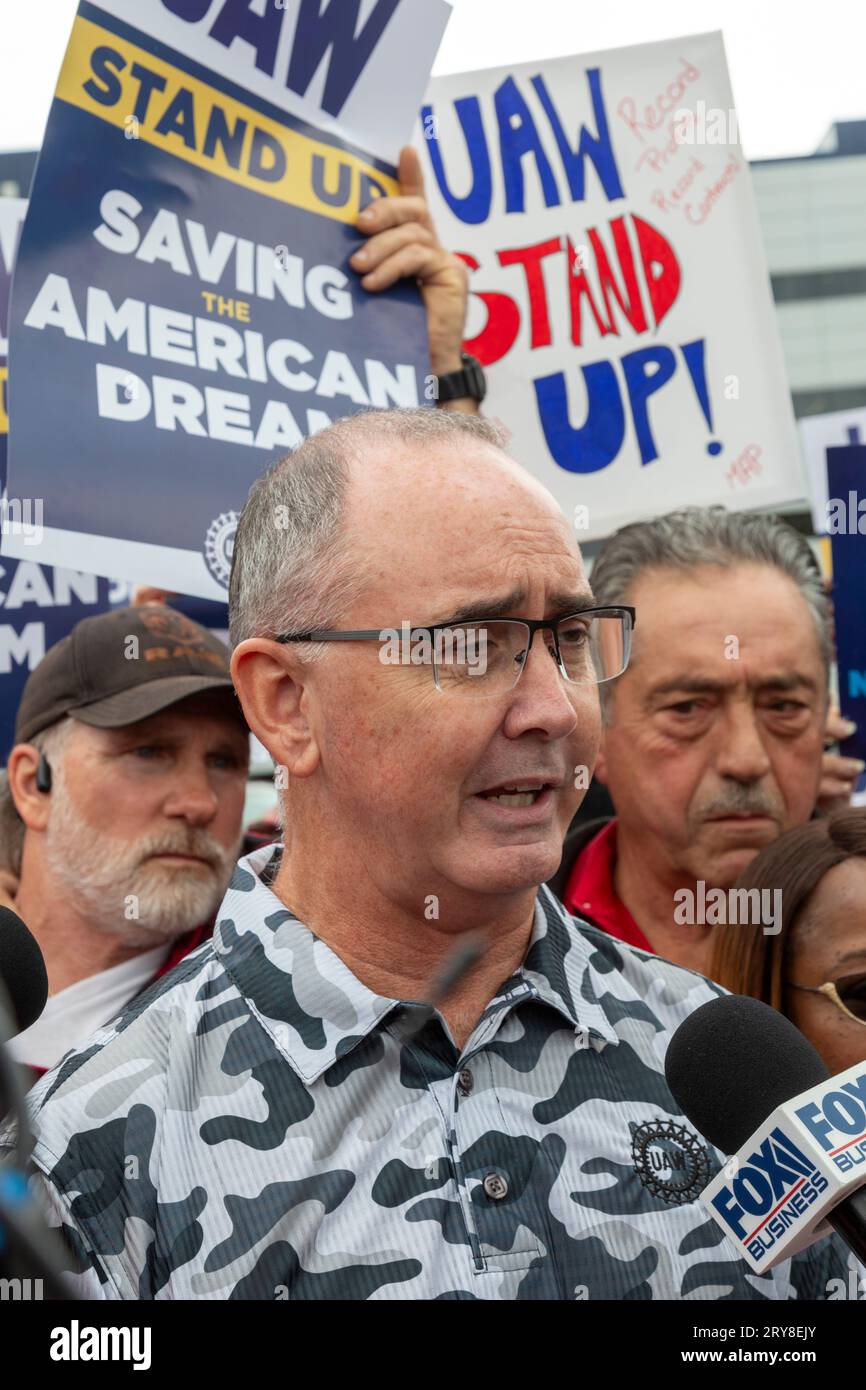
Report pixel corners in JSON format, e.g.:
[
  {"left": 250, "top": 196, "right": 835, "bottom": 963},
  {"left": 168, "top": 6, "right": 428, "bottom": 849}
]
[
  {"left": 457, "top": 1067, "right": 474, "bottom": 1096},
  {"left": 483, "top": 1171, "right": 509, "bottom": 1201}
]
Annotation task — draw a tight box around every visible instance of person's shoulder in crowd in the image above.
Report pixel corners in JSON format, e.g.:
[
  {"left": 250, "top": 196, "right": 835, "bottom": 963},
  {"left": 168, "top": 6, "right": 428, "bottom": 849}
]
[
  {"left": 549, "top": 879, "right": 725, "bottom": 1010},
  {"left": 4, "top": 930, "right": 218, "bottom": 1171},
  {"left": 1, "top": 869, "right": 855, "bottom": 1302},
  {"left": 546, "top": 886, "right": 859, "bottom": 1301},
  {"left": 0, "top": 928, "right": 223, "bottom": 1299},
  {"left": 29, "top": 929, "right": 217, "bottom": 1094},
  {"left": 3, "top": 848, "right": 283, "bottom": 1158}
]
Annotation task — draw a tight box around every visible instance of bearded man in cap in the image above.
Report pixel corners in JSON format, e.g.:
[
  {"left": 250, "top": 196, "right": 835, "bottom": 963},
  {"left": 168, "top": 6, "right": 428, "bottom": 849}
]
[{"left": 0, "top": 604, "right": 249, "bottom": 1073}]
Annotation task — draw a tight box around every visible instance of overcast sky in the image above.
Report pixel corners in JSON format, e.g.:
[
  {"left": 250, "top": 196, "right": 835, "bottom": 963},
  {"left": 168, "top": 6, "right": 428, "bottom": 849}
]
[{"left": 1, "top": 0, "right": 864, "bottom": 160}]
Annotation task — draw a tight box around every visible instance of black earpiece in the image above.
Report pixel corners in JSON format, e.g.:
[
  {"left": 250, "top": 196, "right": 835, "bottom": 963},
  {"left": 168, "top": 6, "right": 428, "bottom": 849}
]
[{"left": 35, "top": 753, "right": 52, "bottom": 794}]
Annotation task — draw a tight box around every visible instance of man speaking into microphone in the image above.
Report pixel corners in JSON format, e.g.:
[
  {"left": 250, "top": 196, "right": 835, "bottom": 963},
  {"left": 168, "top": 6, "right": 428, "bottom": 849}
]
[{"left": 0, "top": 408, "right": 855, "bottom": 1299}]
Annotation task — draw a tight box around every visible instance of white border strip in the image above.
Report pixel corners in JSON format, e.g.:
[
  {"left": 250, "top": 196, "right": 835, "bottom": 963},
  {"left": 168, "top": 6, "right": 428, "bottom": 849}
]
[{"left": 0, "top": 525, "right": 227, "bottom": 601}]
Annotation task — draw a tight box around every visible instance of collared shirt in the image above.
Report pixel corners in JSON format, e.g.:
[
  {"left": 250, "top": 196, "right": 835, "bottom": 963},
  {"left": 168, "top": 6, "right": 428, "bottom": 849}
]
[
  {"left": 8, "top": 941, "right": 170, "bottom": 1072},
  {"left": 564, "top": 818, "right": 654, "bottom": 952},
  {"left": 9, "top": 925, "right": 209, "bottom": 1079},
  {"left": 2, "top": 844, "right": 853, "bottom": 1301}
]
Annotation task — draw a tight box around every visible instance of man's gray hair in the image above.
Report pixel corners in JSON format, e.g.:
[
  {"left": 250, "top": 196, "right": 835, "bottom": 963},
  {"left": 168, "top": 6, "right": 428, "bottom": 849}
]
[
  {"left": 229, "top": 407, "right": 505, "bottom": 649},
  {"left": 0, "top": 717, "right": 74, "bottom": 876},
  {"left": 591, "top": 505, "right": 833, "bottom": 666}
]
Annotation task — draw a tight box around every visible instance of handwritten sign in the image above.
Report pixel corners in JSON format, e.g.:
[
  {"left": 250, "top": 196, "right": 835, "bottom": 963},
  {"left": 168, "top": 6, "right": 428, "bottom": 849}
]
[{"left": 417, "top": 32, "right": 803, "bottom": 538}]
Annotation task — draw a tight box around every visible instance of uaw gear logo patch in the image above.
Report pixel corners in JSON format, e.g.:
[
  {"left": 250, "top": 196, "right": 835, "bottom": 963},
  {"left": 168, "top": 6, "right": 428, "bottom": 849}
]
[
  {"left": 630, "top": 1119, "right": 710, "bottom": 1205},
  {"left": 204, "top": 511, "right": 239, "bottom": 588}
]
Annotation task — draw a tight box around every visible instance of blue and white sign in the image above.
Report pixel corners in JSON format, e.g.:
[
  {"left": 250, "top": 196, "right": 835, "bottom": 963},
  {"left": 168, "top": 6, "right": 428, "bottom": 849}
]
[
  {"left": 4, "top": 0, "right": 450, "bottom": 598},
  {"left": 417, "top": 33, "right": 804, "bottom": 538},
  {"left": 1, "top": 197, "right": 123, "bottom": 761},
  {"left": 0, "top": 197, "right": 27, "bottom": 493},
  {"left": 827, "top": 443, "right": 866, "bottom": 787}
]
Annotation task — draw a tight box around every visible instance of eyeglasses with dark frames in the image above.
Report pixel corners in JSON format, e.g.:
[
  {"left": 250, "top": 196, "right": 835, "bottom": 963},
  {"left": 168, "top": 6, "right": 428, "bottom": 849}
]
[{"left": 276, "top": 606, "right": 636, "bottom": 699}]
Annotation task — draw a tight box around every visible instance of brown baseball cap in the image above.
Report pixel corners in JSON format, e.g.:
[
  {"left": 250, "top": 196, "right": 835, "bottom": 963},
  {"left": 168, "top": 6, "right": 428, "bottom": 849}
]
[{"left": 15, "top": 604, "right": 244, "bottom": 744}]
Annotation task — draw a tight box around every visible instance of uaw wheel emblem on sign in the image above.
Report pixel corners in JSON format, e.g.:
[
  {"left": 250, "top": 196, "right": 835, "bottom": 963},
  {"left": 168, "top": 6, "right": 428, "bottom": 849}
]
[
  {"left": 204, "top": 511, "right": 239, "bottom": 589},
  {"left": 630, "top": 1118, "right": 710, "bottom": 1205}
]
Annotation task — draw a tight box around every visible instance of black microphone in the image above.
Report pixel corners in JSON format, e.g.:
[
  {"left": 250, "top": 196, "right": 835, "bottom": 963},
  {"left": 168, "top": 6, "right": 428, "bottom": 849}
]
[
  {"left": 0, "top": 906, "right": 75, "bottom": 1298},
  {"left": 402, "top": 931, "right": 486, "bottom": 1040},
  {"left": 0, "top": 904, "right": 49, "bottom": 1137},
  {"left": 665, "top": 994, "right": 866, "bottom": 1267},
  {"left": 0, "top": 904, "right": 48, "bottom": 1035}
]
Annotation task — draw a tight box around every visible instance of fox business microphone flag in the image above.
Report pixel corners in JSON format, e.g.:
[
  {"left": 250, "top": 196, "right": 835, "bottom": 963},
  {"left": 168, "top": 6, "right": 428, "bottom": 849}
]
[
  {"left": 416, "top": 32, "right": 805, "bottom": 539},
  {"left": 4, "top": 0, "right": 450, "bottom": 598}
]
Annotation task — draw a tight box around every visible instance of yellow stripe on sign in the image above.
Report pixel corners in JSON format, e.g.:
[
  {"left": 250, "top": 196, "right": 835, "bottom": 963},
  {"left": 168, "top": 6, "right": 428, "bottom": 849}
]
[
  {"left": 817, "top": 535, "right": 832, "bottom": 581},
  {"left": 54, "top": 14, "right": 398, "bottom": 223},
  {"left": 0, "top": 365, "right": 7, "bottom": 434}
]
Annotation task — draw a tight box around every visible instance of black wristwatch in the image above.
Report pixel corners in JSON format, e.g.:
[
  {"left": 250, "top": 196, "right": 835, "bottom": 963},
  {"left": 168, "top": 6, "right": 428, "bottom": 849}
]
[{"left": 435, "top": 352, "right": 487, "bottom": 405}]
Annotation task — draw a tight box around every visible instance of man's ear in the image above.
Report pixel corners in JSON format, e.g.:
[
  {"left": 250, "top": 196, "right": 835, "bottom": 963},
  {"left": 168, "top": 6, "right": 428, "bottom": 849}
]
[
  {"left": 231, "top": 639, "right": 320, "bottom": 779},
  {"left": 7, "top": 744, "right": 53, "bottom": 831},
  {"left": 593, "top": 729, "right": 608, "bottom": 787}
]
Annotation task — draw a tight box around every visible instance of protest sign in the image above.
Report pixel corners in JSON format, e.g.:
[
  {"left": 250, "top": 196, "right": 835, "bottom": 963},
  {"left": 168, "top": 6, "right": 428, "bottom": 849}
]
[
  {"left": 0, "top": 197, "right": 26, "bottom": 492},
  {"left": 2, "top": 197, "right": 123, "bottom": 763},
  {"left": 4, "top": 0, "right": 450, "bottom": 598},
  {"left": 0, "top": 563, "right": 125, "bottom": 765},
  {"left": 826, "top": 444, "right": 866, "bottom": 790},
  {"left": 417, "top": 32, "right": 803, "bottom": 539},
  {"left": 800, "top": 407, "right": 866, "bottom": 534}
]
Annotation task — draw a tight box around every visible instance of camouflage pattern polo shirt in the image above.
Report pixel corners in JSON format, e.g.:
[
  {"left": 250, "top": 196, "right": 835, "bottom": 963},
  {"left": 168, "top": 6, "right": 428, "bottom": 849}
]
[{"left": 2, "top": 843, "right": 854, "bottom": 1300}]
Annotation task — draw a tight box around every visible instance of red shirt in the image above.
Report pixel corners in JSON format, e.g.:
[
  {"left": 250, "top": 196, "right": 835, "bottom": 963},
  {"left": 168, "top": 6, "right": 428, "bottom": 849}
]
[
  {"left": 153, "top": 924, "right": 209, "bottom": 980},
  {"left": 563, "top": 819, "right": 654, "bottom": 953}
]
